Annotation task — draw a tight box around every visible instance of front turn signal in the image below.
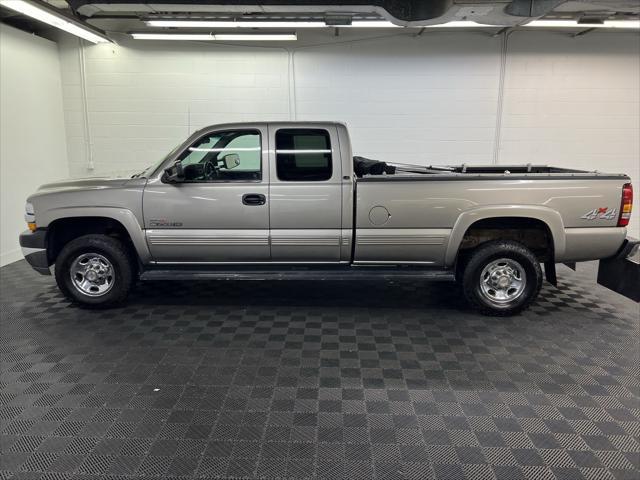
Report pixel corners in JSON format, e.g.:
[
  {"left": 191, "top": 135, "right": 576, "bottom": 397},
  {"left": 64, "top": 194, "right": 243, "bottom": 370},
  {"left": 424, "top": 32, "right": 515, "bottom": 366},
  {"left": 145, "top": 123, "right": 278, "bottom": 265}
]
[{"left": 27, "top": 222, "right": 37, "bottom": 232}]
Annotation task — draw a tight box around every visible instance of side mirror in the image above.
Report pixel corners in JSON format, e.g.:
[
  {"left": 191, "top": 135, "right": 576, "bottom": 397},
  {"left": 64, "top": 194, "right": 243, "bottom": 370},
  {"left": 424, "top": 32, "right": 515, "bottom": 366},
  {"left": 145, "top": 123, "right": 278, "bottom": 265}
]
[
  {"left": 163, "top": 160, "right": 184, "bottom": 183},
  {"left": 222, "top": 153, "right": 240, "bottom": 170}
]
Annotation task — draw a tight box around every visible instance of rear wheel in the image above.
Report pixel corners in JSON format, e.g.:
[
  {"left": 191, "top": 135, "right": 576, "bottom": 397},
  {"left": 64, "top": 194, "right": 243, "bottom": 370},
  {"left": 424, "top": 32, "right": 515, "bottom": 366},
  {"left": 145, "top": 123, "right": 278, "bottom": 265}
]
[
  {"left": 54, "top": 234, "right": 134, "bottom": 308},
  {"left": 462, "top": 240, "right": 542, "bottom": 316}
]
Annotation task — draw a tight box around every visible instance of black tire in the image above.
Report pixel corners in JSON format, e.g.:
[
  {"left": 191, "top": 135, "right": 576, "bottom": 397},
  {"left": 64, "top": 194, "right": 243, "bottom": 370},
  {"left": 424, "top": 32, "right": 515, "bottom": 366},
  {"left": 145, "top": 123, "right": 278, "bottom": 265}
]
[
  {"left": 462, "top": 240, "right": 542, "bottom": 316},
  {"left": 54, "top": 234, "right": 135, "bottom": 308}
]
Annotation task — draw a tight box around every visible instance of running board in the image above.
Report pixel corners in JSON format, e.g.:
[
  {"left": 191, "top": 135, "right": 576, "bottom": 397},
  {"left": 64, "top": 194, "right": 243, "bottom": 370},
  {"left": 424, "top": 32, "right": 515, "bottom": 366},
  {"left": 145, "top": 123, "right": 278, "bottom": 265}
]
[{"left": 140, "top": 266, "right": 455, "bottom": 282}]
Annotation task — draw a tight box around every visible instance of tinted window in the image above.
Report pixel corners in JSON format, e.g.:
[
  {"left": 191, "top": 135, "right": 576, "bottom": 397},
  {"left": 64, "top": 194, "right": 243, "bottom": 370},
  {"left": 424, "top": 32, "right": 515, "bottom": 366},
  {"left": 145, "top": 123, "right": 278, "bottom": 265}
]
[
  {"left": 276, "top": 129, "right": 332, "bottom": 181},
  {"left": 178, "top": 130, "right": 261, "bottom": 182}
]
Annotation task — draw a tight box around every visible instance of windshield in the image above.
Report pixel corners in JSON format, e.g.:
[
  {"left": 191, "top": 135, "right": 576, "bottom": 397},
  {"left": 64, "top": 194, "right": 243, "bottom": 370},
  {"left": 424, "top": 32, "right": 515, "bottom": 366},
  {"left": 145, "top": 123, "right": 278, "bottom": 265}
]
[{"left": 135, "top": 141, "right": 184, "bottom": 178}]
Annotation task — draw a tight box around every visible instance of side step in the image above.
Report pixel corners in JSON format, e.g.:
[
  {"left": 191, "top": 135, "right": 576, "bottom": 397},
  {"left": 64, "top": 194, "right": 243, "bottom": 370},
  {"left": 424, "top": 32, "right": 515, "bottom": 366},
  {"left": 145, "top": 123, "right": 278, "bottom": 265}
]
[{"left": 140, "top": 266, "right": 455, "bottom": 282}]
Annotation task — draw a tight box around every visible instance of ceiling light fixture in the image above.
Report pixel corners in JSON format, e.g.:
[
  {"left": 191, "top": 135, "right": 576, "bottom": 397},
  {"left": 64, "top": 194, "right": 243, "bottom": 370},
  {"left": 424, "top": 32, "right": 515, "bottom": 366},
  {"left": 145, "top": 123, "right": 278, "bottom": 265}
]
[
  {"left": 525, "top": 19, "right": 640, "bottom": 29},
  {"left": 146, "top": 20, "right": 323, "bottom": 28},
  {"left": 131, "top": 33, "right": 215, "bottom": 40},
  {"left": 142, "top": 18, "right": 639, "bottom": 31},
  {"left": 214, "top": 33, "right": 297, "bottom": 41},
  {"left": 0, "top": 0, "right": 110, "bottom": 43},
  {"left": 131, "top": 32, "right": 297, "bottom": 41},
  {"left": 425, "top": 21, "right": 496, "bottom": 28},
  {"left": 144, "top": 19, "right": 400, "bottom": 28}
]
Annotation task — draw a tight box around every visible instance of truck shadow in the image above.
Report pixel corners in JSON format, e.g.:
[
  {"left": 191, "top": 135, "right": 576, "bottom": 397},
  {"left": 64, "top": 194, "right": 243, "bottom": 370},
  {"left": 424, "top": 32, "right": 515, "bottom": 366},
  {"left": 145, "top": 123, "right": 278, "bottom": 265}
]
[{"left": 128, "top": 279, "right": 467, "bottom": 312}]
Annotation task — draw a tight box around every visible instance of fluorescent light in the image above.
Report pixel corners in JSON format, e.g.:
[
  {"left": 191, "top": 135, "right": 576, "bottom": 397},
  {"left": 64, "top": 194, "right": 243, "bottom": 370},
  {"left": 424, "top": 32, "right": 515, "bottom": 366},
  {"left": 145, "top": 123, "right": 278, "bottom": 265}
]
[
  {"left": 214, "top": 33, "right": 297, "bottom": 41},
  {"left": 350, "top": 21, "right": 400, "bottom": 28},
  {"left": 144, "top": 19, "right": 504, "bottom": 29},
  {"left": 142, "top": 18, "right": 640, "bottom": 32},
  {"left": 427, "top": 21, "right": 496, "bottom": 28},
  {"left": 145, "top": 19, "right": 401, "bottom": 28},
  {"left": 132, "top": 33, "right": 215, "bottom": 40},
  {"left": 131, "top": 33, "right": 297, "bottom": 41},
  {"left": 146, "top": 20, "right": 402, "bottom": 29},
  {"left": 0, "top": 0, "right": 110, "bottom": 43},
  {"left": 526, "top": 19, "right": 640, "bottom": 29},
  {"left": 146, "top": 20, "right": 325, "bottom": 28},
  {"left": 350, "top": 20, "right": 497, "bottom": 28}
]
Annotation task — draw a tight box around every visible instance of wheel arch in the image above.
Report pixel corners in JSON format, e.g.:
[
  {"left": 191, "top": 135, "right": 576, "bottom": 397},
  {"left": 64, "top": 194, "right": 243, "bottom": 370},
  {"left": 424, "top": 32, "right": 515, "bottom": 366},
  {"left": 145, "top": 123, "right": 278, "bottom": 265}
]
[
  {"left": 44, "top": 208, "right": 151, "bottom": 265},
  {"left": 444, "top": 206, "right": 566, "bottom": 267}
]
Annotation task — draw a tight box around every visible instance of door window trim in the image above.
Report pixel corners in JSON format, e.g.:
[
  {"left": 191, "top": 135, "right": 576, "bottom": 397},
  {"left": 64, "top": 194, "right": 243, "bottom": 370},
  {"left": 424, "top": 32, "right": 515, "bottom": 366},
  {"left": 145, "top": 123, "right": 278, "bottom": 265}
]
[
  {"left": 274, "top": 128, "right": 334, "bottom": 182},
  {"left": 176, "top": 129, "right": 263, "bottom": 184}
]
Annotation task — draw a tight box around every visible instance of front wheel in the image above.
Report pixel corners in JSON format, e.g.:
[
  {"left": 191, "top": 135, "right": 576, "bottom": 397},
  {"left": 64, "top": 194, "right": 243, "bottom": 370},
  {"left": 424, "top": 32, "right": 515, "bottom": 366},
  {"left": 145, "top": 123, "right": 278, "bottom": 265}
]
[
  {"left": 54, "top": 234, "right": 135, "bottom": 308},
  {"left": 461, "top": 240, "right": 542, "bottom": 316}
]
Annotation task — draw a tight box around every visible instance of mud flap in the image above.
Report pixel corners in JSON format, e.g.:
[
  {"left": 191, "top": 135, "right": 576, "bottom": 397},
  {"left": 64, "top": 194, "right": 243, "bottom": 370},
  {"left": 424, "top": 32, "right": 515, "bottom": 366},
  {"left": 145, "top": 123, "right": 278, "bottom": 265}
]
[
  {"left": 544, "top": 261, "right": 557, "bottom": 287},
  {"left": 597, "top": 238, "right": 639, "bottom": 302}
]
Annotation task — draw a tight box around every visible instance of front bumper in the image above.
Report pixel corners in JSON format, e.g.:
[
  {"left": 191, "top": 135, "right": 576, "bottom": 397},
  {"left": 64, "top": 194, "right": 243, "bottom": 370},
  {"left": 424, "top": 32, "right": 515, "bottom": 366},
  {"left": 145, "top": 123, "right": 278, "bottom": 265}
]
[
  {"left": 19, "top": 229, "right": 50, "bottom": 275},
  {"left": 597, "top": 237, "right": 639, "bottom": 302}
]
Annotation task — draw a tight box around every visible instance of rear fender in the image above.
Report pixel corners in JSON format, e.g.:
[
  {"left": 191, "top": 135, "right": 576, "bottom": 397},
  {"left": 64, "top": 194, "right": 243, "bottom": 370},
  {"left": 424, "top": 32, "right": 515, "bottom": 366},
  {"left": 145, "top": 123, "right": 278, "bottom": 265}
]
[{"left": 445, "top": 205, "right": 565, "bottom": 267}]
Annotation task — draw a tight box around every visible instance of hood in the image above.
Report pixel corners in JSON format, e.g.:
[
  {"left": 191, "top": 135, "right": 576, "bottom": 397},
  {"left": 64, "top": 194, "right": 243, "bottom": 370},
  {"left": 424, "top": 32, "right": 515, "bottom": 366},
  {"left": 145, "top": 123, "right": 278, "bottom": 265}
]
[{"left": 36, "top": 176, "right": 132, "bottom": 193}]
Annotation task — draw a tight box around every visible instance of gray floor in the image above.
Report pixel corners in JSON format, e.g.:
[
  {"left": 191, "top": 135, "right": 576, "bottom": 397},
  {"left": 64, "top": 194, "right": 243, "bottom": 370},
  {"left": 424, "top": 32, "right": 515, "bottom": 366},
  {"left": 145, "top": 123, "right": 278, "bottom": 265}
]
[{"left": 0, "top": 260, "right": 638, "bottom": 480}]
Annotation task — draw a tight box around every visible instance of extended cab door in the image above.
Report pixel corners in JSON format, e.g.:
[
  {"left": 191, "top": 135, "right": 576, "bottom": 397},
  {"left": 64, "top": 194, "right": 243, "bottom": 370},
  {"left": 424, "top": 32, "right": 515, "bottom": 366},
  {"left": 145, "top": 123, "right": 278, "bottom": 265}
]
[
  {"left": 268, "top": 124, "right": 344, "bottom": 262},
  {"left": 142, "top": 126, "right": 270, "bottom": 263}
]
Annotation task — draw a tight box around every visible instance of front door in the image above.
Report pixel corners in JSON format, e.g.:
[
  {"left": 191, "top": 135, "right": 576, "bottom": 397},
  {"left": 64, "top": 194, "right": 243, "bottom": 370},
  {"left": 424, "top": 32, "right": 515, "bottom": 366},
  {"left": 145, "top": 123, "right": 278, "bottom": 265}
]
[
  {"left": 143, "top": 127, "right": 270, "bottom": 263},
  {"left": 268, "top": 125, "right": 343, "bottom": 262}
]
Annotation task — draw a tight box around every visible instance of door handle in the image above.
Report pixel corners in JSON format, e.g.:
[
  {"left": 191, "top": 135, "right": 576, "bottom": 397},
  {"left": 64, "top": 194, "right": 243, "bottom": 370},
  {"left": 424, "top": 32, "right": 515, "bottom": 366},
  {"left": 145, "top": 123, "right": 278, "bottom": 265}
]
[{"left": 242, "top": 193, "right": 266, "bottom": 206}]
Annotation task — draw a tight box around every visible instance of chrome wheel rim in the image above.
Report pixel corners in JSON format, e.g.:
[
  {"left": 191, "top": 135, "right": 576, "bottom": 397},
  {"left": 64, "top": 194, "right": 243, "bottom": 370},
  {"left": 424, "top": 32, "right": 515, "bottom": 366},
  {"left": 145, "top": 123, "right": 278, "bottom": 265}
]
[
  {"left": 479, "top": 258, "right": 526, "bottom": 306},
  {"left": 70, "top": 253, "right": 114, "bottom": 297}
]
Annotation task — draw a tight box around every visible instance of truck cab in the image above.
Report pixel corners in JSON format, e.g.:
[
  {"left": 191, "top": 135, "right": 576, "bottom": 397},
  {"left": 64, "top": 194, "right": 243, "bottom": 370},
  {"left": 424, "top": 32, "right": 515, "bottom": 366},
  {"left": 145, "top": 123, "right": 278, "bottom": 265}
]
[{"left": 143, "top": 122, "right": 354, "bottom": 264}]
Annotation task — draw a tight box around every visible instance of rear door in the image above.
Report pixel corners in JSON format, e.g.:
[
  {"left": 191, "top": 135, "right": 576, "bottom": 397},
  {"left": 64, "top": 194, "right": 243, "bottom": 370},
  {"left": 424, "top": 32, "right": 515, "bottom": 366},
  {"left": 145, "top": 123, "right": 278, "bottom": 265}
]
[
  {"left": 143, "top": 126, "right": 270, "bottom": 263},
  {"left": 268, "top": 125, "right": 343, "bottom": 262}
]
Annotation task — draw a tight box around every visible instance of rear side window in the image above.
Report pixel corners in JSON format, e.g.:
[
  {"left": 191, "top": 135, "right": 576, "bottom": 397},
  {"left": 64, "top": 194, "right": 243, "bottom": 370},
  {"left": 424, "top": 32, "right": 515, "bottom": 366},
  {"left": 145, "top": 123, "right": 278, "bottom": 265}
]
[{"left": 276, "top": 129, "right": 332, "bottom": 181}]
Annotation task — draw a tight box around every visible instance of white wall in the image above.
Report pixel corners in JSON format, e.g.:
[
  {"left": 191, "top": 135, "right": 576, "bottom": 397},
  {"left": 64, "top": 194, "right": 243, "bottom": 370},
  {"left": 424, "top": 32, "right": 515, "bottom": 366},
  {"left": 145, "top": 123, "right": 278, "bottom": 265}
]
[
  {"left": 501, "top": 32, "right": 639, "bottom": 181},
  {"left": 0, "top": 25, "right": 69, "bottom": 266},
  {"left": 58, "top": 38, "right": 290, "bottom": 177},
  {"left": 294, "top": 33, "right": 502, "bottom": 165}
]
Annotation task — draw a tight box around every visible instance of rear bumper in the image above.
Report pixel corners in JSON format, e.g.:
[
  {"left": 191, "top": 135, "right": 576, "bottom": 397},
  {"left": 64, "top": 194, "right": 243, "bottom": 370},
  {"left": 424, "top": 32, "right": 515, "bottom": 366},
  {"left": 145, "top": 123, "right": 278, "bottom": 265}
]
[
  {"left": 597, "top": 237, "right": 639, "bottom": 302},
  {"left": 19, "top": 229, "right": 50, "bottom": 275}
]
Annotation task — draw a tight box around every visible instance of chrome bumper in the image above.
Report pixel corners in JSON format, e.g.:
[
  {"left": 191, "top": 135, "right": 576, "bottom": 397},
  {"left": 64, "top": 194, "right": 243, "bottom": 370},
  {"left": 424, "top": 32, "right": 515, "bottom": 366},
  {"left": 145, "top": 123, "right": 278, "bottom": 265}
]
[
  {"left": 19, "top": 229, "right": 50, "bottom": 275},
  {"left": 597, "top": 237, "right": 639, "bottom": 302}
]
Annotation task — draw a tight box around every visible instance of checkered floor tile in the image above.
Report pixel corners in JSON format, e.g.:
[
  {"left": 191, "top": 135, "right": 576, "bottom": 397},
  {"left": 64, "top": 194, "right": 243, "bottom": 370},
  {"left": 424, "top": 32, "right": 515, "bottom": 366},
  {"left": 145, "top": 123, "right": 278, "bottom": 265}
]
[{"left": 0, "top": 260, "right": 638, "bottom": 479}]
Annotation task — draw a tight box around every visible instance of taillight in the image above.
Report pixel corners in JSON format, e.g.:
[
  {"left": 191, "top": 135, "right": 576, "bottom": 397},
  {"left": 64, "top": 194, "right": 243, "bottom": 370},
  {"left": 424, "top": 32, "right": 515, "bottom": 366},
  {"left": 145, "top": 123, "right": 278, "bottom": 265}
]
[{"left": 618, "top": 183, "right": 633, "bottom": 227}]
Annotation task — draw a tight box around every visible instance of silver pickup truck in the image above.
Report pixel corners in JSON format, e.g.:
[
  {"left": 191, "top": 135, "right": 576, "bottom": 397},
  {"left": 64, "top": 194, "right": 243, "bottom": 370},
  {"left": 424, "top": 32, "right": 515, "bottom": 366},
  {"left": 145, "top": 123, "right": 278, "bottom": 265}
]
[{"left": 19, "top": 121, "right": 637, "bottom": 315}]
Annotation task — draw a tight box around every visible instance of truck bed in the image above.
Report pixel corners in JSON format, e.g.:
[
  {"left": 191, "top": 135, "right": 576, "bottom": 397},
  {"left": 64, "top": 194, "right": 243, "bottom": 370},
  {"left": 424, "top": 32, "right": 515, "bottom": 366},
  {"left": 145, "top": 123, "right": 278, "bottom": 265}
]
[{"left": 352, "top": 156, "right": 630, "bottom": 267}]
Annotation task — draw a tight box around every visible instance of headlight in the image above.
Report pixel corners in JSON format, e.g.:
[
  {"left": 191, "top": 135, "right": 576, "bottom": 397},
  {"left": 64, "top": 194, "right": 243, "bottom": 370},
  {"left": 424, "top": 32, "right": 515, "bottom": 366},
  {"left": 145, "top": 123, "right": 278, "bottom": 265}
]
[{"left": 25, "top": 202, "right": 36, "bottom": 231}]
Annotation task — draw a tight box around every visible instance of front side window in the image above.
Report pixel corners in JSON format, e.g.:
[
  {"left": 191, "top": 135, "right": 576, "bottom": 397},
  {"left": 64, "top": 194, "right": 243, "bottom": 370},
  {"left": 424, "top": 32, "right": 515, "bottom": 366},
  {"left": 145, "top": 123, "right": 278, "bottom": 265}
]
[
  {"left": 276, "top": 129, "right": 332, "bottom": 181},
  {"left": 179, "top": 130, "right": 261, "bottom": 182}
]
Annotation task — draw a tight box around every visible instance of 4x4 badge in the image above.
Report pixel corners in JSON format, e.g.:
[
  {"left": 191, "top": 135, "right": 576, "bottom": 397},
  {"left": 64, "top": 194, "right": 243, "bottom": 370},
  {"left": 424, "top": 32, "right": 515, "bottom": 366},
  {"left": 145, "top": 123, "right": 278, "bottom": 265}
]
[{"left": 581, "top": 207, "right": 616, "bottom": 220}]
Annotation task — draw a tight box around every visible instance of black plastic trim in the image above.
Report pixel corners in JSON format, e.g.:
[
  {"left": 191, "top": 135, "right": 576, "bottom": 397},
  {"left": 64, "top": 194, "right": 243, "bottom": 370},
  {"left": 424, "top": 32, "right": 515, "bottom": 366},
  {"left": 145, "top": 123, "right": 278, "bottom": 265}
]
[
  {"left": 544, "top": 261, "right": 557, "bottom": 286},
  {"left": 24, "top": 251, "right": 51, "bottom": 275},
  {"left": 19, "top": 229, "right": 47, "bottom": 249},
  {"left": 597, "top": 237, "right": 639, "bottom": 302},
  {"left": 140, "top": 265, "right": 455, "bottom": 282}
]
